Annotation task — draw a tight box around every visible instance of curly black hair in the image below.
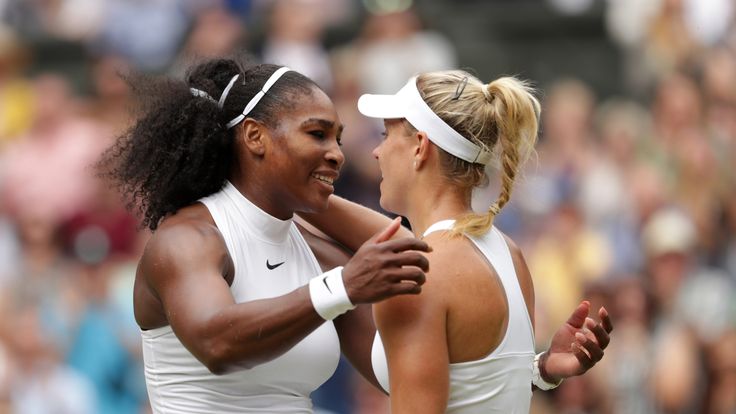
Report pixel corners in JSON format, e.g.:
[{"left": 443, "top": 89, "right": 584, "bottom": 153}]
[{"left": 98, "top": 57, "right": 318, "bottom": 231}]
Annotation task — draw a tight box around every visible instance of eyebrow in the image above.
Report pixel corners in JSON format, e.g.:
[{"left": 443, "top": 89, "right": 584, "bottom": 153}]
[{"left": 302, "top": 118, "right": 344, "bottom": 138}]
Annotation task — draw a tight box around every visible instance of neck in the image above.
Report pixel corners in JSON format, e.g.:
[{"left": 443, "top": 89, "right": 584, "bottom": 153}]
[
  {"left": 229, "top": 169, "right": 294, "bottom": 221},
  {"left": 404, "top": 180, "right": 471, "bottom": 237}
]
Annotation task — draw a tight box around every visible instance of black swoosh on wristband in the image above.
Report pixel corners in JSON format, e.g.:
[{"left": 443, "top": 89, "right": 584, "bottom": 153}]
[{"left": 322, "top": 275, "right": 332, "bottom": 293}]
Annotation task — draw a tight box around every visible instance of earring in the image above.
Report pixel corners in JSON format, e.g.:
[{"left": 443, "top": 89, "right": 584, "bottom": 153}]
[{"left": 413, "top": 160, "right": 417, "bottom": 169}]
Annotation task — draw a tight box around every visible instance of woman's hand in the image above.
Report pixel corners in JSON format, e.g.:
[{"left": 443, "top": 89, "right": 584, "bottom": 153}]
[
  {"left": 343, "top": 217, "right": 431, "bottom": 304},
  {"left": 540, "top": 301, "right": 613, "bottom": 383}
]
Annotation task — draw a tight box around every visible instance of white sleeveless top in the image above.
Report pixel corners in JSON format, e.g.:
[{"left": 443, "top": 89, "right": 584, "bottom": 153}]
[
  {"left": 371, "top": 220, "right": 535, "bottom": 413},
  {"left": 141, "top": 181, "right": 340, "bottom": 413}
]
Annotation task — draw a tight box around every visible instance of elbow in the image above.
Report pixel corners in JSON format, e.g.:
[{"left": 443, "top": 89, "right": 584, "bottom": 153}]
[
  {"left": 199, "top": 339, "right": 259, "bottom": 375},
  {"left": 199, "top": 340, "right": 233, "bottom": 375}
]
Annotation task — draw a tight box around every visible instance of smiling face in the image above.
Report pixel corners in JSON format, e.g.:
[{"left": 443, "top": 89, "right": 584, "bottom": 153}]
[
  {"left": 263, "top": 85, "right": 345, "bottom": 217},
  {"left": 372, "top": 119, "right": 416, "bottom": 215}
]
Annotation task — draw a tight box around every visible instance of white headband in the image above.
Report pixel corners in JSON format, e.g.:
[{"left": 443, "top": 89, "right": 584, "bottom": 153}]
[
  {"left": 226, "top": 66, "right": 292, "bottom": 129},
  {"left": 189, "top": 73, "right": 240, "bottom": 108},
  {"left": 357, "top": 77, "right": 492, "bottom": 165}
]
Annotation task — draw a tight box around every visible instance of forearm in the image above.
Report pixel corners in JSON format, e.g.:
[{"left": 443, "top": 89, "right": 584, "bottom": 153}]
[
  {"left": 298, "top": 195, "right": 411, "bottom": 251},
  {"left": 185, "top": 286, "right": 325, "bottom": 374}
]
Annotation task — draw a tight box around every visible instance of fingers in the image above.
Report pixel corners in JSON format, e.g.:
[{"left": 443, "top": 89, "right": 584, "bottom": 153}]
[
  {"left": 565, "top": 300, "right": 591, "bottom": 329},
  {"left": 571, "top": 341, "right": 595, "bottom": 372},
  {"left": 389, "top": 266, "right": 427, "bottom": 286},
  {"left": 372, "top": 217, "right": 402, "bottom": 243},
  {"left": 599, "top": 306, "right": 614, "bottom": 333},
  {"left": 576, "top": 332, "right": 604, "bottom": 363},
  {"left": 584, "top": 317, "right": 611, "bottom": 349},
  {"left": 392, "top": 280, "right": 423, "bottom": 295},
  {"left": 380, "top": 236, "right": 432, "bottom": 254},
  {"left": 388, "top": 251, "right": 430, "bottom": 271}
]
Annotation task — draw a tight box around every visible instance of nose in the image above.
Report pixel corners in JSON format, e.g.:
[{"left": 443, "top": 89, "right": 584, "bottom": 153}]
[
  {"left": 372, "top": 144, "right": 380, "bottom": 159},
  {"left": 326, "top": 141, "right": 345, "bottom": 170}
]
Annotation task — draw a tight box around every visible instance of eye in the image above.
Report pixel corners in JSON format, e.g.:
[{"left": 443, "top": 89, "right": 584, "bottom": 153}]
[
  {"left": 380, "top": 131, "right": 388, "bottom": 139},
  {"left": 336, "top": 137, "right": 343, "bottom": 147},
  {"left": 309, "top": 130, "right": 325, "bottom": 139}
]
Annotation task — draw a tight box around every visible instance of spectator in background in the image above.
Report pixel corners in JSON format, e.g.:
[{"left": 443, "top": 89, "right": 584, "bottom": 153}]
[
  {"left": 261, "top": 0, "right": 334, "bottom": 91},
  {"left": 527, "top": 203, "right": 611, "bottom": 342},
  {"left": 597, "top": 277, "right": 657, "bottom": 414},
  {"left": 513, "top": 79, "right": 598, "bottom": 225},
  {"left": 642, "top": 208, "right": 709, "bottom": 413},
  {"left": 169, "top": 5, "right": 247, "bottom": 79},
  {"left": 5, "top": 300, "right": 97, "bottom": 414},
  {"left": 91, "top": 0, "right": 191, "bottom": 71},
  {"left": 80, "top": 54, "right": 134, "bottom": 134},
  {"left": 581, "top": 99, "right": 651, "bottom": 276},
  {"left": 0, "top": 74, "right": 108, "bottom": 227},
  {"left": 66, "top": 261, "right": 148, "bottom": 414},
  {"left": 351, "top": 9, "right": 456, "bottom": 95}
]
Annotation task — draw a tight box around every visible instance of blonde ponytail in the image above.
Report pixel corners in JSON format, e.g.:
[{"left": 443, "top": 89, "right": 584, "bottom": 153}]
[{"left": 416, "top": 71, "right": 539, "bottom": 237}]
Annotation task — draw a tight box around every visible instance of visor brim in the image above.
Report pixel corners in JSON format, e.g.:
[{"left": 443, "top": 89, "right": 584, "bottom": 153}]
[{"left": 357, "top": 94, "right": 407, "bottom": 119}]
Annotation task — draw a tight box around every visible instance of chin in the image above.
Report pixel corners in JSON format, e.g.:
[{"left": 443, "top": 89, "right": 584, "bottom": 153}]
[{"left": 301, "top": 197, "right": 331, "bottom": 214}]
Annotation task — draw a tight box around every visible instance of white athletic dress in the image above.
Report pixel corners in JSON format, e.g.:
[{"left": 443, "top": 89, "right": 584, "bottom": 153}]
[
  {"left": 371, "top": 220, "right": 535, "bottom": 413},
  {"left": 141, "top": 181, "right": 340, "bottom": 413}
]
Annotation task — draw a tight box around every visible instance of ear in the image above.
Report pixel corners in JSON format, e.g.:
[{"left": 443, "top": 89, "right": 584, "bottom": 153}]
[
  {"left": 414, "top": 131, "right": 432, "bottom": 169},
  {"left": 240, "top": 118, "right": 268, "bottom": 156}
]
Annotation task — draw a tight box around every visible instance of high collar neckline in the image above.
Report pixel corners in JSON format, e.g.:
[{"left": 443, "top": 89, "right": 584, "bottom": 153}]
[{"left": 223, "top": 181, "right": 292, "bottom": 244}]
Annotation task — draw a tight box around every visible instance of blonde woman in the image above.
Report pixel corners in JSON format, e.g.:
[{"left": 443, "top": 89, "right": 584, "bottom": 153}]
[{"left": 303, "top": 70, "right": 612, "bottom": 413}]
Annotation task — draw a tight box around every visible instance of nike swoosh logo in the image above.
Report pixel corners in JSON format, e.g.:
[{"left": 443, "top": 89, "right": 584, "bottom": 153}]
[
  {"left": 266, "top": 260, "right": 285, "bottom": 270},
  {"left": 322, "top": 276, "right": 332, "bottom": 293}
]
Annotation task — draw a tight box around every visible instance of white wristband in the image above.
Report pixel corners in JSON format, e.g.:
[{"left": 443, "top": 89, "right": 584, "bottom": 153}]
[
  {"left": 533, "top": 352, "right": 563, "bottom": 390},
  {"left": 309, "top": 266, "right": 356, "bottom": 320}
]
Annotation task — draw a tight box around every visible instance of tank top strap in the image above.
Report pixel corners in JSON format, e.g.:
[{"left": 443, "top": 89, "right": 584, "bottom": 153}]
[{"left": 422, "top": 219, "right": 456, "bottom": 238}]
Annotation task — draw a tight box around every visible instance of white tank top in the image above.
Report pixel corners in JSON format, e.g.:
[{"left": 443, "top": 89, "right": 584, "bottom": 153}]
[
  {"left": 141, "top": 181, "right": 340, "bottom": 413},
  {"left": 371, "top": 220, "right": 535, "bottom": 413}
]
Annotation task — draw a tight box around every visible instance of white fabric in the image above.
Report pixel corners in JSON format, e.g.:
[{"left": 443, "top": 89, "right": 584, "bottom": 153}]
[
  {"left": 218, "top": 74, "right": 240, "bottom": 108},
  {"left": 371, "top": 220, "right": 535, "bottom": 413},
  {"left": 358, "top": 77, "right": 493, "bottom": 165},
  {"left": 141, "top": 181, "right": 340, "bottom": 413},
  {"left": 226, "top": 67, "right": 292, "bottom": 129},
  {"left": 309, "top": 266, "right": 355, "bottom": 320}
]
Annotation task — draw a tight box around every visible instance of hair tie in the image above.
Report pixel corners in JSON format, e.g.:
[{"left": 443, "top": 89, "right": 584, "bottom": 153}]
[{"left": 190, "top": 88, "right": 216, "bottom": 104}]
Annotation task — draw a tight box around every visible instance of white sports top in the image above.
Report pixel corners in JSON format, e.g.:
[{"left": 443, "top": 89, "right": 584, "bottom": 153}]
[
  {"left": 371, "top": 220, "right": 535, "bottom": 413},
  {"left": 141, "top": 181, "right": 340, "bottom": 413}
]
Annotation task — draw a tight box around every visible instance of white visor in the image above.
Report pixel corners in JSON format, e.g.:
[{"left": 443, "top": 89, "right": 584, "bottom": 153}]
[{"left": 358, "top": 77, "right": 492, "bottom": 165}]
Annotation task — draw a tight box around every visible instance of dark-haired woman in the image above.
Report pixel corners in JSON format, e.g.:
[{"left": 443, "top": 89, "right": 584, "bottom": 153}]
[{"left": 100, "top": 59, "right": 430, "bottom": 413}]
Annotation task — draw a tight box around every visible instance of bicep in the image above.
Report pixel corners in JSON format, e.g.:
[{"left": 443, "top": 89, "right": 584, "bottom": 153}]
[
  {"left": 142, "top": 227, "right": 234, "bottom": 350},
  {"left": 375, "top": 292, "right": 449, "bottom": 413}
]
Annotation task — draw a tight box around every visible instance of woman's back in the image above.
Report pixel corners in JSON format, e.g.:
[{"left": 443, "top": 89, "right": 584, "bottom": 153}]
[{"left": 372, "top": 220, "right": 535, "bottom": 413}]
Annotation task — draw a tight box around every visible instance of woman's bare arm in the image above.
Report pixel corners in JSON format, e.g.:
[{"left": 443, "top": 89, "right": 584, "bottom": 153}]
[
  {"left": 295, "top": 219, "right": 383, "bottom": 391},
  {"left": 374, "top": 248, "right": 450, "bottom": 413},
  {"left": 143, "top": 215, "right": 429, "bottom": 375},
  {"left": 141, "top": 220, "right": 325, "bottom": 375},
  {"left": 298, "top": 195, "right": 412, "bottom": 252}
]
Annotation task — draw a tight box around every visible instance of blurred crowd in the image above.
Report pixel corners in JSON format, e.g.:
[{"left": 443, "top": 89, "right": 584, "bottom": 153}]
[{"left": 0, "top": 0, "right": 734, "bottom": 413}]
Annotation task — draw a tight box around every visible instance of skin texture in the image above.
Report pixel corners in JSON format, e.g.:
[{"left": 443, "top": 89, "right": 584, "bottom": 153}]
[{"left": 133, "top": 86, "right": 431, "bottom": 376}]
